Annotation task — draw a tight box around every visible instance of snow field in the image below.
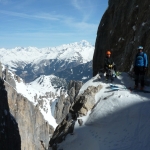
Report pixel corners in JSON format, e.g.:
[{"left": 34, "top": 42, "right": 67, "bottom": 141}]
[{"left": 58, "top": 72, "right": 150, "bottom": 150}]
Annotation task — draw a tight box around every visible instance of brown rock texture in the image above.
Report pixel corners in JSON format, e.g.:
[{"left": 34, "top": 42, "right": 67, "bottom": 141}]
[
  {"left": 49, "top": 84, "right": 103, "bottom": 149},
  {"left": 54, "top": 80, "right": 83, "bottom": 124},
  {"left": 0, "top": 78, "right": 21, "bottom": 150},
  {"left": 5, "top": 82, "right": 54, "bottom": 150},
  {"left": 93, "top": 0, "right": 150, "bottom": 76},
  {"left": 0, "top": 63, "right": 54, "bottom": 150}
]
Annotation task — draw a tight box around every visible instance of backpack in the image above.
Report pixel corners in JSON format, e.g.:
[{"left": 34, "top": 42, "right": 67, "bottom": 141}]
[{"left": 136, "top": 52, "right": 148, "bottom": 68}]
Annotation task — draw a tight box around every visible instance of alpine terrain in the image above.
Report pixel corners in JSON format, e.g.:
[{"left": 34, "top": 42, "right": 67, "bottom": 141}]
[
  {"left": 1, "top": 0, "right": 150, "bottom": 149},
  {"left": 49, "top": 0, "right": 150, "bottom": 149},
  {"left": 49, "top": 73, "right": 150, "bottom": 150},
  {"left": 0, "top": 40, "right": 94, "bottom": 83}
]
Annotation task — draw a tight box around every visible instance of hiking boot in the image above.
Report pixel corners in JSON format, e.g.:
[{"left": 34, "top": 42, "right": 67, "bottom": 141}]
[{"left": 134, "top": 85, "right": 138, "bottom": 89}]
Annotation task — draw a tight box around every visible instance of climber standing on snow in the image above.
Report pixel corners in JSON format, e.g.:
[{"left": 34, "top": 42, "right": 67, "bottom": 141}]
[
  {"left": 104, "top": 50, "right": 117, "bottom": 81},
  {"left": 134, "top": 46, "right": 148, "bottom": 90}
]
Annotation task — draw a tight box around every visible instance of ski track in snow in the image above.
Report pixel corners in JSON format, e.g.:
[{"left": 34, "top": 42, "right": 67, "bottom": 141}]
[{"left": 58, "top": 72, "right": 150, "bottom": 150}]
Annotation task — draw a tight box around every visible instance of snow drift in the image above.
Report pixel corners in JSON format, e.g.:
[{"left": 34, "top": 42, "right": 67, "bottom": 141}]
[{"left": 58, "top": 72, "right": 150, "bottom": 150}]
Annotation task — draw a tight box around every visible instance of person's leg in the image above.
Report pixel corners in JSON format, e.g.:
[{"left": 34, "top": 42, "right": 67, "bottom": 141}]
[
  {"left": 113, "top": 65, "right": 117, "bottom": 73},
  {"left": 105, "top": 68, "right": 111, "bottom": 80},
  {"left": 139, "top": 67, "right": 145, "bottom": 89},
  {"left": 134, "top": 67, "right": 139, "bottom": 88}
]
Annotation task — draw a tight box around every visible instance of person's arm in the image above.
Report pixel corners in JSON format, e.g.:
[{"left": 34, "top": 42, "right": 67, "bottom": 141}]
[{"left": 144, "top": 53, "right": 148, "bottom": 67}]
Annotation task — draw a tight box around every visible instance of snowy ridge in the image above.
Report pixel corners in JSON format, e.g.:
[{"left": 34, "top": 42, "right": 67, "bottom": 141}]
[
  {"left": 4, "top": 66, "right": 67, "bottom": 128},
  {"left": 0, "top": 40, "right": 94, "bottom": 69},
  {"left": 59, "top": 73, "right": 150, "bottom": 150},
  {"left": 15, "top": 74, "right": 68, "bottom": 128}
]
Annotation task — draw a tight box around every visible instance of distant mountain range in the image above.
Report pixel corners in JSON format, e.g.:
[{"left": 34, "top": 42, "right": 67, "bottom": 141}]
[{"left": 0, "top": 40, "right": 94, "bottom": 82}]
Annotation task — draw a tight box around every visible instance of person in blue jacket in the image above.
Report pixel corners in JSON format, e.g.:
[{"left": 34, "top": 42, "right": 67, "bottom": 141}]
[{"left": 134, "top": 46, "right": 148, "bottom": 90}]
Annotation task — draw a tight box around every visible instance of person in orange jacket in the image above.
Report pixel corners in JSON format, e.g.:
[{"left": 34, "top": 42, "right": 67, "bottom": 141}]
[{"left": 104, "top": 50, "right": 117, "bottom": 81}]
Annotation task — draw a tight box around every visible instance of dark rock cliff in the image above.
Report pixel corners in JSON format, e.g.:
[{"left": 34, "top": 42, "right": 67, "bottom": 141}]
[
  {"left": 5, "top": 82, "right": 54, "bottom": 150},
  {"left": 0, "top": 64, "right": 54, "bottom": 150},
  {"left": 93, "top": 0, "right": 150, "bottom": 76},
  {"left": 0, "top": 78, "right": 21, "bottom": 150}
]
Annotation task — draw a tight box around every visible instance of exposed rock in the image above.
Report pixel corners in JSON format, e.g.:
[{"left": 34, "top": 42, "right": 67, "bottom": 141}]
[
  {"left": 15, "top": 74, "right": 21, "bottom": 83},
  {"left": 68, "top": 80, "right": 83, "bottom": 96},
  {"left": 5, "top": 82, "right": 54, "bottom": 150},
  {"left": 0, "top": 77, "right": 21, "bottom": 150},
  {"left": 78, "top": 119, "right": 83, "bottom": 126},
  {"left": 54, "top": 94, "right": 70, "bottom": 124},
  {"left": 72, "top": 85, "right": 102, "bottom": 116},
  {"left": 49, "top": 84, "right": 103, "bottom": 149},
  {"left": 54, "top": 81, "right": 82, "bottom": 124},
  {"left": 0, "top": 65, "right": 17, "bottom": 88},
  {"left": 68, "top": 87, "right": 75, "bottom": 103},
  {"left": 0, "top": 62, "right": 2, "bottom": 77},
  {"left": 93, "top": 0, "right": 150, "bottom": 76},
  {"left": 0, "top": 63, "right": 54, "bottom": 150}
]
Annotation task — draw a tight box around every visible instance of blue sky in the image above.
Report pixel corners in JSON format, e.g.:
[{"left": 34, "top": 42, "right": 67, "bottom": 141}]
[{"left": 0, "top": 0, "right": 108, "bottom": 48}]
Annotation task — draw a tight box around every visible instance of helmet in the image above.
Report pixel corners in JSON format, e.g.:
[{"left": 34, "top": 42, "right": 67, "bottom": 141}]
[
  {"left": 106, "top": 51, "right": 111, "bottom": 55},
  {"left": 138, "top": 46, "right": 143, "bottom": 50}
]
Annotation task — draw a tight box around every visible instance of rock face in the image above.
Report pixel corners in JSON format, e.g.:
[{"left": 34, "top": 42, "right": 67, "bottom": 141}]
[
  {"left": 54, "top": 80, "right": 83, "bottom": 124},
  {"left": 93, "top": 0, "right": 150, "bottom": 76},
  {"left": 0, "top": 64, "right": 54, "bottom": 150},
  {"left": 0, "top": 78, "right": 21, "bottom": 150},
  {"left": 49, "top": 84, "right": 102, "bottom": 149},
  {"left": 5, "top": 82, "right": 54, "bottom": 150}
]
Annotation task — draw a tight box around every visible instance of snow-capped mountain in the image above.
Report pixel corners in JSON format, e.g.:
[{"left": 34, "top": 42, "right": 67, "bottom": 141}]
[
  {"left": 55, "top": 61, "right": 92, "bottom": 82},
  {"left": 17, "top": 74, "right": 69, "bottom": 128},
  {"left": 51, "top": 73, "right": 150, "bottom": 150},
  {"left": 0, "top": 40, "right": 94, "bottom": 82},
  {"left": 2, "top": 64, "right": 69, "bottom": 128}
]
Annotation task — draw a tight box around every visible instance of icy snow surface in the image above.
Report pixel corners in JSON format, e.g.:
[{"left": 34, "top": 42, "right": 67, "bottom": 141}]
[{"left": 59, "top": 72, "right": 150, "bottom": 150}]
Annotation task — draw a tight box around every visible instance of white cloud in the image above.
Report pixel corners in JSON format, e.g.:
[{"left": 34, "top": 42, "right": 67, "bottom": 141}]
[
  {"left": 71, "top": 0, "right": 94, "bottom": 22},
  {"left": 0, "top": 10, "right": 61, "bottom": 21},
  {"left": 72, "top": 0, "right": 83, "bottom": 11}
]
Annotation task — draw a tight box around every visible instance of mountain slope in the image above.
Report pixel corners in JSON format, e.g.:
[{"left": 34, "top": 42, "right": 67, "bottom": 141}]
[
  {"left": 0, "top": 65, "right": 54, "bottom": 150},
  {"left": 54, "top": 61, "right": 92, "bottom": 82},
  {"left": 0, "top": 40, "right": 94, "bottom": 82},
  {"left": 13, "top": 73, "right": 67, "bottom": 128},
  {"left": 51, "top": 73, "right": 150, "bottom": 150}
]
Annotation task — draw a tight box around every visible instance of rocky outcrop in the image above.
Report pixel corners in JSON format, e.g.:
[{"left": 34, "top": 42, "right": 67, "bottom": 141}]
[
  {"left": 1, "top": 65, "right": 21, "bottom": 89},
  {"left": 0, "top": 78, "right": 21, "bottom": 150},
  {"left": 49, "top": 84, "right": 102, "bottom": 149},
  {"left": 0, "top": 62, "right": 2, "bottom": 77},
  {"left": 5, "top": 82, "right": 54, "bottom": 150},
  {"left": 93, "top": 0, "right": 150, "bottom": 76},
  {"left": 0, "top": 64, "right": 54, "bottom": 150},
  {"left": 54, "top": 81, "right": 82, "bottom": 124}
]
